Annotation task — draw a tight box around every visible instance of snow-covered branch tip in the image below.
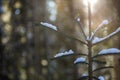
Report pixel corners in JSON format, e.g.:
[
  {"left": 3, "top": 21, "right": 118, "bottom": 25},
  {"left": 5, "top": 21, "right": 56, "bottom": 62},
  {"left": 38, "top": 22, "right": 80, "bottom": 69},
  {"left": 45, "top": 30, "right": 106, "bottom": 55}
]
[
  {"left": 54, "top": 49, "right": 74, "bottom": 58},
  {"left": 92, "top": 27, "right": 120, "bottom": 45},
  {"left": 93, "top": 48, "right": 120, "bottom": 58},
  {"left": 98, "top": 48, "right": 120, "bottom": 54},
  {"left": 74, "top": 57, "right": 87, "bottom": 64},
  {"left": 94, "top": 20, "right": 109, "bottom": 33},
  {"left": 90, "top": 20, "right": 109, "bottom": 39},
  {"left": 40, "top": 22, "right": 57, "bottom": 31}
]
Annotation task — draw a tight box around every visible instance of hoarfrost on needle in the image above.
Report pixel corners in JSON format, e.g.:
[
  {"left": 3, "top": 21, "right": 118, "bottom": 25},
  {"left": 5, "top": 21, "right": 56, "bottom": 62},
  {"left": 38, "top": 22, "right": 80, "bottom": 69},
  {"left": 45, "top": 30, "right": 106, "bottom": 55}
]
[
  {"left": 54, "top": 49, "right": 74, "bottom": 58},
  {"left": 98, "top": 48, "right": 120, "bottom": 54},
  {"left": 74, "top": 57, "right": 86, "bottom": 64},
  {"left": 40, "top": 22, "right": 57, "bottom": 31}
]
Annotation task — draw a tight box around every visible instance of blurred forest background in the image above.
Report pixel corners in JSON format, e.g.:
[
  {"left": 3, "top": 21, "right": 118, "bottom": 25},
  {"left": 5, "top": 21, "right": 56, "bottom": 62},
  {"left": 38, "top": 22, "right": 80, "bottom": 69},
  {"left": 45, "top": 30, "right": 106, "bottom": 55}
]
[{"left": 0, "top": 0, "right": 120, "bottom": 80}]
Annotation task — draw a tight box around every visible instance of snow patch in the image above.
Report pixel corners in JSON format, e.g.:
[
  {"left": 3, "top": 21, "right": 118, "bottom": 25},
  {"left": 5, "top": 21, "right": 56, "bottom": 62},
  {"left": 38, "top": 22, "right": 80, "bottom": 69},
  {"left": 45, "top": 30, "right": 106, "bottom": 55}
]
[
  {"left": 74, "top": 57, "right": 86, "bottom": 64},
  {"left": 98, "top": 76, "right": 105, "bottom": 80},
  {"left": 92, "top": 37, "right": 102, "bottom": 44},
  {"left": 40, "top": 22, "right": 57, "bottom": 31},
  {"left": 116, "top": 27, "right": 120, "bottom": 32},
  {"left": 86, "top": 32, "right": 94, "bottom": 41},
  {"left": 82, "top": 73, "right": 87, "bottom": 77},
  {"left": 86, "top": 36, "right": 90, "bottom": 41},
  {"left": 54, "top": 49, "right": 74, "bottom": 58},
  {"left": 98, "top": 48, "right": 120, "bottom": 54}
]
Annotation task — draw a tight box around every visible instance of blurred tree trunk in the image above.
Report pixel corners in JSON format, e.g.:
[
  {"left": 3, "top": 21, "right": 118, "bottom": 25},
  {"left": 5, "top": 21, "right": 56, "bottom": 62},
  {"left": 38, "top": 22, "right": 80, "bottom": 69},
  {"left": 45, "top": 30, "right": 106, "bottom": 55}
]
[
  {"left": 0, "top": 22, "right": 4, "bottom": 79},
  {"left": 10, "top": 0, "right": 22, "bottom": 79},
  {"left": 0, "top": 3, "right": 3, "bottom": 77},
  {"left": 32, "top": 0, "right": 46, "bottom": 80},
  {"left": 112, "top": 0, "right": 120, "bottom": 80},
  {"left": 9, "top": 0, "right": 32, "bottom": 79},
  {"left": 56, "top": 0, "right": 78, "bottom": 80}
]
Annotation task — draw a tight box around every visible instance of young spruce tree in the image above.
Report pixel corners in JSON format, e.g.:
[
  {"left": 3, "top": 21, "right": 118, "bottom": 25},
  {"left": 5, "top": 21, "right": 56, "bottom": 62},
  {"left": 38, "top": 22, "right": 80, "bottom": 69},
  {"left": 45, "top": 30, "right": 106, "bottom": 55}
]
[{"left": 41, "top": 1, "right": 120, "bottom": 80}]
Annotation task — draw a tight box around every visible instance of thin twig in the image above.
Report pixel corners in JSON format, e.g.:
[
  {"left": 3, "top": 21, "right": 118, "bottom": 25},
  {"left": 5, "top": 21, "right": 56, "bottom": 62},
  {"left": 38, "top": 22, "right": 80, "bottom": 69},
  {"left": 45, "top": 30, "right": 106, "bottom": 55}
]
[
  {"left": 93, "top": 52, "right": 120, "bottom": 59},
  {"left": 76, "top": 19, "right": 87, "bottom": 39},
  {"left": 58, "top": 31, "right": 87, "bottom": 45},
  {"left": 40, "top": 22, "right": 87, "bottom": 45},
  {"left": 93, "top": 28, "right": 120, "bottom": 45},
  {"left": 78, "top": 76, "right": 99, "bottom": 80},
  {"left": 93, "top": 66, "right": 114, "bottom": 72},
  {"left": 92, "top": 60, "right": 106, "bottom": 64}
]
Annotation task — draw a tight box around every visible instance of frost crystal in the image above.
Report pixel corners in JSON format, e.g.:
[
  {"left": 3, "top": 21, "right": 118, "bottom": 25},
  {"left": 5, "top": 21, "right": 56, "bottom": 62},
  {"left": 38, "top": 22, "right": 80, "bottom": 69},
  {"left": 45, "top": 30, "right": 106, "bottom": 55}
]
[
  {"left": 77, "top": 18, "right": 80, "bottom": 22},
  {"left": 54, "top": 49, "right": 74, "bottom": 58},
  {"left": 98, "top": 48, "right": 120, "bottom": 54},
  {"left": 74, "top": 57, "right": 86, "bottom": 64},
  {"left": 40, "top": 22, "right": 57, "bottom": 31},
  {"left": 98, "top": 76, "right": 105, "bottom": 80}
]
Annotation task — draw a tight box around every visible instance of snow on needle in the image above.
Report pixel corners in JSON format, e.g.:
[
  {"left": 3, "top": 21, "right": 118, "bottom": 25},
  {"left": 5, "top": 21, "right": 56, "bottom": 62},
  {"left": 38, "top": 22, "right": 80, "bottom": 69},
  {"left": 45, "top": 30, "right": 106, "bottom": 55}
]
[
  {"left": 40, "top": 22, "right": 57, "bottom": 31},
  {"left": 98, "top": 48, "right": 120, "bottom": 54},
  {"left": 98, "top": 76, "right": 105, "bottom": 80},
  {"left": 74, "top": 57, "right": 86, "bottom": 64},
  {"left": 54, "top": 49, "right": 74, "bottom": 58}
]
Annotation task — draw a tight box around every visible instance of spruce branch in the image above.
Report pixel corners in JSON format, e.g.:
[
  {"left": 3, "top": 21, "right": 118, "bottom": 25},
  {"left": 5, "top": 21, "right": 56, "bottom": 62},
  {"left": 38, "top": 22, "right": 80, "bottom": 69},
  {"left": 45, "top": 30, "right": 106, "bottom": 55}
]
[
  {"left": 40, "top": 22, "right": 87, "bottom": 45},
  {"left": 58, "top": 31, "right": 87, "bottom": 45},
  {"left": 78, "top": 76, "right": 99, "bottom": 80},
  {"left": 51, "top": 53, "right": 87, "bottom": 60},
  {"left": 74, "top": 61, "right": 88, "bottom": 65},
  {"left": 92, "top": 60, "right": 106, "bottom": 64},
  {"left": 76, "top": 18, "right": 87, "bottom": 39},
  {"left": 93, "top": 27, "right": 120, "bottom": 45},
  {"left": 93, "top": 66, "right": 114, "bottom": 72},
  {"left": 93, "top": 48, "right": 120, "bottom": 58},
  {"left": 93, "top": 52, "right": 120, "bottom": 58},
  {"left": 74, "top": 57, "right": 88, "bottom": 65}
]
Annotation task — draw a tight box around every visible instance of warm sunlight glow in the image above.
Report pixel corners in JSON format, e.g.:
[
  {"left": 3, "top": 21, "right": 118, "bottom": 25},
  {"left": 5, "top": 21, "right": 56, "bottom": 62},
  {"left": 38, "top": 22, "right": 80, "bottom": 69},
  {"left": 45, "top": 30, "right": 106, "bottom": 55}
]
[
  {"left": 83, "top": 0, "right": 97, "bottom": 12},
  {"left": 83, "top": 0, "right": 97, "bottom": 7},
  {"left": 47, "top": 1, "right": 57, "bottom": 21}
]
